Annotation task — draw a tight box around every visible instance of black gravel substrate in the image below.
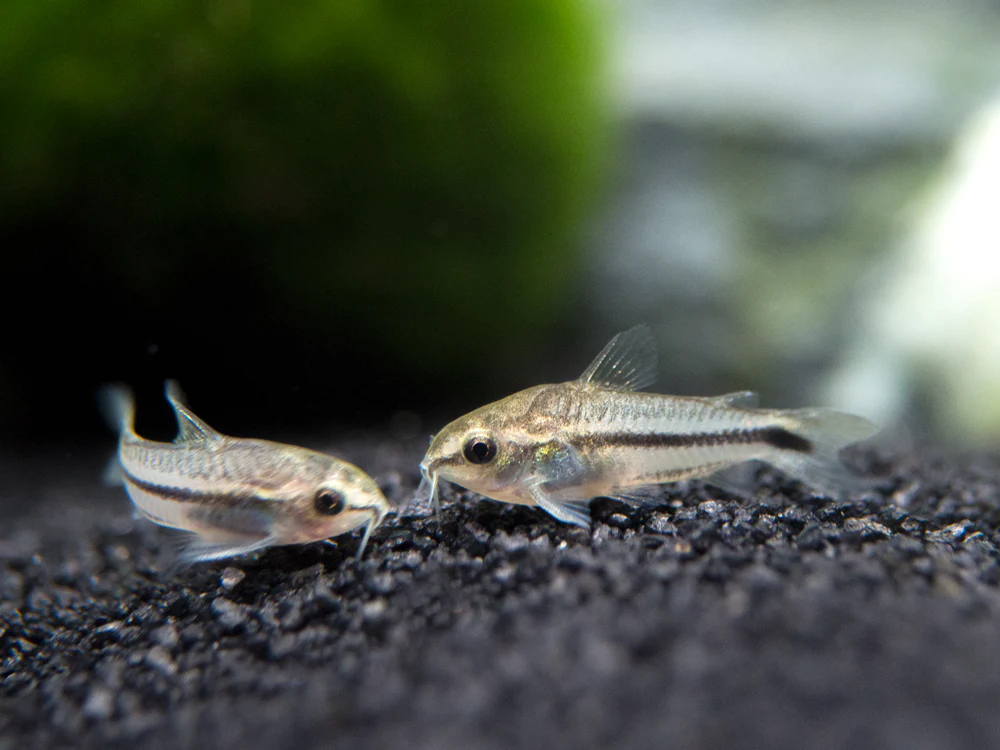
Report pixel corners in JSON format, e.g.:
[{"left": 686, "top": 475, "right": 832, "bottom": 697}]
[{"left": 3, "top": 441, "right": 1000, "bottom": 750}]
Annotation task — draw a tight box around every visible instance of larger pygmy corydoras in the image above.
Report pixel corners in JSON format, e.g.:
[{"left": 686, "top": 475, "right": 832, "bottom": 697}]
[
  {"left": 420, "top": 326, "right": 879, "bottom": 527},
  {"left": 103, "top": 381, "right": 390, "bottom": 562}
]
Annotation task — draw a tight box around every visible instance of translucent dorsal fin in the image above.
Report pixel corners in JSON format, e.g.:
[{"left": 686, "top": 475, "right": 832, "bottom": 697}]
[
  {"left": 577, "top": 325, "right": 658, "bottom": 392},
  {"left": 164, "top": 380, "right": 222, "bottom": 443},
  {"left": 711, "top": 391, "right": 760, "bottom": 408}
]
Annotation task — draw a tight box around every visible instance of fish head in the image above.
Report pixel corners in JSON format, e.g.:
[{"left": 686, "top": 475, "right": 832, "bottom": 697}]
[
  {"left": 296, "top": 463, "right": 391, "bottom": 546},
  {"left": 420, "top": 393, "right": 540, "bottom": 505}
]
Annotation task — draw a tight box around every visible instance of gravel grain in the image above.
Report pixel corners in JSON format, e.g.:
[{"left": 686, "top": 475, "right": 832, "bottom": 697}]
[{"left": 3, "top": 444, "right": 1000, "bottom": 749}]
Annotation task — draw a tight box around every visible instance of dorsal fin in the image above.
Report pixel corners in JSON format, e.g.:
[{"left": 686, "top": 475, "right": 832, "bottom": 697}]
[
  {"left": 577, "top": 325, "right": 658, "bottom": 392},
  {"left": 711, "top": 391, "right": 760, "bottom": 408},
  {"left": 164, "top": 380, "right": 222, "bottom": 443}
]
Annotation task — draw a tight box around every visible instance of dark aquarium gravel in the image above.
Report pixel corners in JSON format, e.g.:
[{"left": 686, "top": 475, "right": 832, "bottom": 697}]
[{"left": 3, "top": 440, "right": 1000, "bottom": 749}]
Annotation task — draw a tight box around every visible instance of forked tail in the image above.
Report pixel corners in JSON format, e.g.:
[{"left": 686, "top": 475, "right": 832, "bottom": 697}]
[
  {"left": 765, "top": 408, "right": 880, "bottom": 498},
  {"left": 97, "top": 384, "right": 136, "bottom": 439}
]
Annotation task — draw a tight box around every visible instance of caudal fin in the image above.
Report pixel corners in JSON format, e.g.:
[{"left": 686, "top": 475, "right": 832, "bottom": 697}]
[
  {"left": 97, "top": 384, "right": 136, "bottom": 438},
  {"left": 96, "top": 384, "right": 135, "bottom": 487},
  {"left": 765, "top": 408, "right": 880, "bottom": 498}
]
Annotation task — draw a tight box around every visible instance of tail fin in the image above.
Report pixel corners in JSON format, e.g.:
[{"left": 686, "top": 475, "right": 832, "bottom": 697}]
[
  {"left": 97, "top": 384, "right": 136, "bottom": 438},
  {"left": 765, "top": 408, "right": 880, "bottom": 498}
]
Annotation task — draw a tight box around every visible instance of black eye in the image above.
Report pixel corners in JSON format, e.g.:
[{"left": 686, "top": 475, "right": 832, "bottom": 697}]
[
  {"left": 463, "top": 436, "right": 497, "bottom": 464},
  {"left": 314, "top": 489, "right": 345, "bottom": 515}
]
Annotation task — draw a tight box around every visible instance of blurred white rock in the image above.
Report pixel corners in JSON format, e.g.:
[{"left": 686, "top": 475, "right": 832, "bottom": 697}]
[
  {"left": 579, "top": 0, "right": 1000, "bottom": 444},
  {"left": 614, "top": 0, "right": 1000, "bottom": 146},
  {"left": 822, "top": 94, "right": 1000, "bottom": 444}
]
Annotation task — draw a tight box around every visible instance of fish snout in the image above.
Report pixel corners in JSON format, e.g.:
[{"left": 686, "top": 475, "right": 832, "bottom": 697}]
[
  {"left": 418, "top": 460, "right": 432, "bottom": 483},
  {"left": 419, "top": 452, "right": 438, "bottom": 474}
]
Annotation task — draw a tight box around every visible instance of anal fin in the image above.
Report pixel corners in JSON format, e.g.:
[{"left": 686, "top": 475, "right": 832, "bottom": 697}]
[
  {"left": 605, "top": 484, "right": 665, "bottom": 505},
  {"left": 704, "top": 462, "right": 759, "bottom": 500}
]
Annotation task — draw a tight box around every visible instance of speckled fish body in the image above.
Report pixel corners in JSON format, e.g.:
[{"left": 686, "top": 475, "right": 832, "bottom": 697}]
[
  {"left": 102, "top": 381, "right": 390, "bottom": 562},
  {"left": 419, "top": 326, "right": 878, "bottom": 527}
]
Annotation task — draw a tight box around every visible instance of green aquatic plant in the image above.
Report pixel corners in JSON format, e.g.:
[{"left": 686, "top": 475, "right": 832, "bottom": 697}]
[{"left": 0, "top": 0, "right": 611, "bottom": 429}]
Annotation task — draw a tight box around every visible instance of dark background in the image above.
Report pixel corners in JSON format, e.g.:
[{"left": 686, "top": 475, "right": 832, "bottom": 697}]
[
  {"left": 1, "top": 0, "right": 609, "bottom": 445},
  {"left": 2, "top": 0, "right": 999, "bottom": 450},
  {"left": 4, "top": 4, "right": 1000, "bottom": 747}
]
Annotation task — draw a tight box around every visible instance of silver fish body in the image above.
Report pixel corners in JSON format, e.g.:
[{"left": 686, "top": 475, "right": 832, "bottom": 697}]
[
  {"left": 419, "top": 326, "right": 878, "bottom": 527},
  {"left": 103, "top": 381, "right": 390, "bottom": 562}
]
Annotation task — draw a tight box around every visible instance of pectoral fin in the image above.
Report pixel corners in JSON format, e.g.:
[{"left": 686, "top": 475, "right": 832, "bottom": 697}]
[
  {"left": 529, "top": 485, "right": 593, "bottom": 528},
  {"left": 174, "top": 533, "right": 275, "bottom": 563},
  {"left": 532, "top": 439, "right": 587, "bottom": 484},
  {"left": 525, "top": 439, "right": 594, "bottom": 527}
]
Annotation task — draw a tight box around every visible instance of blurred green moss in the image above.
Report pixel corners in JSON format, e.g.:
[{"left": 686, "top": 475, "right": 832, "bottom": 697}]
[{"left": 1, "top": 0, "right": 610, "bottom": 395}]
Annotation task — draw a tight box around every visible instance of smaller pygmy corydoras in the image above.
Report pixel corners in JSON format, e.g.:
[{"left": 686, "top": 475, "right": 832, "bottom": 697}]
[
  {"left": 419, "top": 325, "right": 878, "bottom": 526},
  {"left": 102, "top": 381, "right": 390, "bottom": 563}
]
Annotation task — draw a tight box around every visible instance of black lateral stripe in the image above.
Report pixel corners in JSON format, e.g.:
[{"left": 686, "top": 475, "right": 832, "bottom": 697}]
[
  {"left": 761, "top": 427, "right": 813, "bottom": 453},
  {"left": 585, "top": 427, "right": 813, "bottom": 454},
  {"left": 121, "top": 468, "right": 267, "bottom": 507}
]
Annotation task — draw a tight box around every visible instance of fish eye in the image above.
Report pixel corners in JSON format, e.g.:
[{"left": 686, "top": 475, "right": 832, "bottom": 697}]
[
  {"left": 463, "top": 435, "right": 497, "bottom": 465},
  {"left": 314, "top": 489, "right": 346, "bottom": 515}
]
